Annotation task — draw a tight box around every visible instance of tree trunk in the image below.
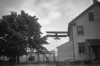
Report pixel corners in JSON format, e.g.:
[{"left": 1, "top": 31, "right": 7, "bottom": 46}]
[
  {"left": 44, "top": 54, "right": 49, "bottom": 63},
  {"left": 37, "top": 53, "right": 40, "bottom": 62},
  {"left": 16, "top": 55, "right": 20, "bottom": 63}
]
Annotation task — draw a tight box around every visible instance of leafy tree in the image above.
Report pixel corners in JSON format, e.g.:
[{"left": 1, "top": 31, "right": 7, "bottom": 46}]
[
  {"left": 36, "top": 45, "right": 49, "bottom": 62},
  {"left": 0, "top": 10, "right": 48, "bottom": 63}
]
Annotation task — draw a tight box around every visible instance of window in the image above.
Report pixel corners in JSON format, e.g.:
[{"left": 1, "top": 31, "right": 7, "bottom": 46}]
[
  {"left": 78, "top": 42, "right": 86, "bottom": 54},
  {"left": 77, "top": 26, "right": 84, "bottom": 36},
  {"left": 88, "top": 12, "right": 95, "bottom": 21}
]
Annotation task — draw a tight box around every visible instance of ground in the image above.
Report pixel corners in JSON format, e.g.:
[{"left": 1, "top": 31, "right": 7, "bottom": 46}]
[
  {"left": 0, "top": 63, "right": 56, "bottom": 66},
  {"left": 0, "top": 62, "right": 100, "bottom": 66}
]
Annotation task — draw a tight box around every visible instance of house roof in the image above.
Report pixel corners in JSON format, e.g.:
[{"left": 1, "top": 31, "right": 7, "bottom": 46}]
[
  {"left": 68, "top": 2, "right": 100, "bottom": 36},
  {"left": 57, "top": 42, "right": 69, "bottom": 48}
]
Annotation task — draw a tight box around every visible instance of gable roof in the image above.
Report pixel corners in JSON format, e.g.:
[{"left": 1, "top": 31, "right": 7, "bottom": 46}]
[
  {"left": 68, "top": 2, "right": 100, "bottom": 36},
  {"left": 57, "top": 42, "right": 69, "bottom": 48}
]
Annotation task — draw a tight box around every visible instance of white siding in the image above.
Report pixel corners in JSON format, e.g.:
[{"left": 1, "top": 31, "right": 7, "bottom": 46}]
[
  {"left": 72, "top": 5, "right": 100, "bottom": 61},
  {"left": 57, "top": 4, "right": 100, "bottom": 62},
  {"left": 57, "top": 42, "right": 73, "bottom": 62}
]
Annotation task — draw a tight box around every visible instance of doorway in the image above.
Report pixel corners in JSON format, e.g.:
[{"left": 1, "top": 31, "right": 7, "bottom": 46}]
[{"left": 91, "top": 46, "right": 100, "bottom": 61}]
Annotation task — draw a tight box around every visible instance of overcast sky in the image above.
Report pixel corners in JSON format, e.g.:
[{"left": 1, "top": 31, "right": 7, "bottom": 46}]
[{"left": 0, "top": 0, "right": 97, "bottom": 51}]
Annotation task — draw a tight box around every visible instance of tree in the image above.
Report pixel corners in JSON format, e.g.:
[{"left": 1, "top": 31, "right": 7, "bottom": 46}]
[
  {"left": 35, "top": 45, "right": 49, "bottom": 63},
  {"left": 0, "top": 10, "right": 48, "bottom": 63}
]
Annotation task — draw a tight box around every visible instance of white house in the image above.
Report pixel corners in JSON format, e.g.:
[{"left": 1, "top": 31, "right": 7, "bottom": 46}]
[{"left": 57, "top": 0, "right": 100, "bottom": 62}]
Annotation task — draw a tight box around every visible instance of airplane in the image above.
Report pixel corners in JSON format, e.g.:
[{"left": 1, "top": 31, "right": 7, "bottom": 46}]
[{"left": 46, "top": 31, "right": 68, "bottom": 40}]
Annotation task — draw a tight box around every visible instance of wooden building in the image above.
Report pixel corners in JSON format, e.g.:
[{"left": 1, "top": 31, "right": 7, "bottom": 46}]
[{"left": 57, "top": 0, "right": 100, "bottom": 62}]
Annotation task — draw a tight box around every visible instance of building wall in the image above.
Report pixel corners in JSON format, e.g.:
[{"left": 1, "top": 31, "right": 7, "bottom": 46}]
[
  {"left": 20, "top": 53, "right": 55, "bottom": 63},
  {"left": 72, "top": 5, "right": 100, "bottom": 61},
  {"left": 57, "top": 4, "right": 100, "bottom": 62},
  {"left": 57, "top": 42, "right": 73, "bottom": 62}
]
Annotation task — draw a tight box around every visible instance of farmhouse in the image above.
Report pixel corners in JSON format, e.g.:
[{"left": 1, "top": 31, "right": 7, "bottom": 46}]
[{"left": 57, "top": 0, "right": 100, "bottom": 62}]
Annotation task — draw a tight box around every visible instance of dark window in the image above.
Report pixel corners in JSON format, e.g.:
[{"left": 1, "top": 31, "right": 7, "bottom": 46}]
[
  {"left": 78, "top": 42, "right": 86, "bottom": 54},
  {"left": 88, "top": 12, "right": 95, "bottom": 21},
  {"left": 77, "top": 26, "right": 84, "bottom": 36}
]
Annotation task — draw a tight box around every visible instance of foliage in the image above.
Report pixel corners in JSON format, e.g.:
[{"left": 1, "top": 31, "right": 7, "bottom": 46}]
[{"left": 0, "top": 10, "right": 48, "bottom": 62}]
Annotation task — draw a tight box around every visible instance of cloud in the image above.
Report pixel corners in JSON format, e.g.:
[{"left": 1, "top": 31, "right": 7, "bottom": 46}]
[
  {"left": 0, "top": 0, "right": 93, "bottom": 30},
  {"left": 0, "top": 0, "right": 25, "bottom": 17},
  {"left": 0, "top": 0, "right": 92, "bottom": 25},
  {"left": 39, "top": 19, "right": 51, "bottom": 25},
  {"left": 20, "top": 0, "right": 67, "bottom": 25},
  {"left": 49, "top": 11, "right": 61, "bottom": 19}
]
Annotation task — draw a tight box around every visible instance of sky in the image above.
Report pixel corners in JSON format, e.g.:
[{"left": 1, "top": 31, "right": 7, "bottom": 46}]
[{"left": 0, "top": 0, "right": 97, "bottom": 51}]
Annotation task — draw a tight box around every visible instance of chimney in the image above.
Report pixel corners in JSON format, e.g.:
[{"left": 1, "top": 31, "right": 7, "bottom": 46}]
[{"left": 93, "top": 0, "right": 98, "bottom": 4}]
